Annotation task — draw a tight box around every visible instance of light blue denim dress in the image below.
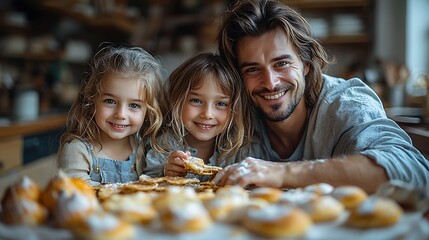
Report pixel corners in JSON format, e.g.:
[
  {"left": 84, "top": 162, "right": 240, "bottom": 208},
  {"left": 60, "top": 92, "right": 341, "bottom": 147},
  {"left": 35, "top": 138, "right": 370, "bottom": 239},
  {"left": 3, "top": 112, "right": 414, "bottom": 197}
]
[{"left": 82, "top": 141, "right": 139, "bottom": 184}]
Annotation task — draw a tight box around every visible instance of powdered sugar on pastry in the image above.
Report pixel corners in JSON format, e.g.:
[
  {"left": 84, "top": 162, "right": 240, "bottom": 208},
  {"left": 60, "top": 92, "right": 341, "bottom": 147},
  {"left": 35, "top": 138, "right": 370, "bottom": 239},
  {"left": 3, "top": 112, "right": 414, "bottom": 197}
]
[
  {"left": 279, "top": 189, "right": 317, "bottom": 205},
  {"left": 345, "top": 196, "right": 403, "bottom": 229},
  {"left": 184, "top": 157, "right": 222, "bottom": 176},
  {"left": 84, "top": 212, "right": 122, "bottom": 232},
  {"left": 358, "top": 196, "right": 377, "bottom": 215},
  {"left": 243, "top": 204, "right": 312, "bottom": 238},
  {"left": 304, "top": 183, "right": 334, "bottom": 195},
  {"left": 54, "top": 191, "right": 96, "bottom": 228},
  {"left": 70, "top": 210, "right": 135, "bottom": 240},
  {"left": 248, "top": 204, "right": 292, "bottom": 221}
]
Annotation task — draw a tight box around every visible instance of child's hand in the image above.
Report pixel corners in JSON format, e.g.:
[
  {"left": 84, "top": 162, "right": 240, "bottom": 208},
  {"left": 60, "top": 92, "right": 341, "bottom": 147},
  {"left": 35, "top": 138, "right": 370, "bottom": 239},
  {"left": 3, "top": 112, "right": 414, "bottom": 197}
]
[{"left": 163, "top": 150, "right": 190, "bottom": 177}]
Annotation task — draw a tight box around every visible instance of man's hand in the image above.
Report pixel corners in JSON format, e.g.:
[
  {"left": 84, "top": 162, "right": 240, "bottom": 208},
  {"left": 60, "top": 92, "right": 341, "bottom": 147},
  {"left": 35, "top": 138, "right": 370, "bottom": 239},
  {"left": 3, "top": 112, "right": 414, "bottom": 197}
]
[{"left": 211, "top": 157, "right": 284, "bottom": 188}]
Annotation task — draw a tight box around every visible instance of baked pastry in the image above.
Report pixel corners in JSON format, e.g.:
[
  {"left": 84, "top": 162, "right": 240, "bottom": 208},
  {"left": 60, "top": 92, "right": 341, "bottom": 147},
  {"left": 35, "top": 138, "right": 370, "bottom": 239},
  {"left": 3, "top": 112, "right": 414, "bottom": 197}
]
[
  {"left": 71, "top": 177, "right": 97, "bottom": 198},
  {"left": 184, "top": 156, "right": 222, "bottom": 176},
  {"left": 0, "top": 176, "right": 48, "bottom": 225},
  {"left": 153, "top": 186, "right": 199, "bottom": 209},
  {"left": 297, "top": 195, "right": 344, "bottom": 222},
  {"left": 243, "top": 204, "right": 312, "bottom": 238},
  {"left": 97, "top": 183, "right": 124, "bottom": 201},
  {"left": 70, "top": 211, "right": 135, "bottom": 240},
  {"left": 41, "top": 171, "right": 98, "bottom": 212},
  {"left": 277, "top": 189, "right": 344, "bottom": 222},
  {"left": 196, "top": 181, "right": 220, "bottom": 193},
  {"left": 119, "top": 181, "right": 158, "bottom": 194},
  {"left": 204, "top": 185, "right": 249, "bottom": 223},
  {"left": 53, "top": 190, "right": 98, "bottom": 228},
  {"left": 154, "top": 186, "right": 212, "bottom": 233},
  {"left": 303, "top": 183, "right": 334, "bottom": 196},
  {"left": 278, "top": 189, "right": 318, "bottom": 205},
  {"left": 376, "top": 179, "right": 429, "bottom": 211},
  {"left": 101, "top": 192, "right": 156, "bottom": 224},
  {"left": 345, "top": 196, "right": 403, "bottom": 228},
  {"left": 96, "top": 180, "right": 158, "bottom": 201},
  {"left": 163, "top": 176, "right": 200, "bottom": 185},
  {"left": 1, "top": 176, "right": 41, "bottom": 203},
  {"left": 196, "top": 189, "right": 216, "bottom": 202},
  {"left": 0, "top": 189, "right": 47, "bottom": 225},
  {"left": 138, "top": 174, "right": 164, "bottom": 183},
  {"left": 332, "top": 185, "right": 367, "bottom": 209},
  {"left": 249, "top": 187, "right": 283, "bottom": 203},
  {"left": 138, "top": 175, "right": 199, "bottom": 193}
]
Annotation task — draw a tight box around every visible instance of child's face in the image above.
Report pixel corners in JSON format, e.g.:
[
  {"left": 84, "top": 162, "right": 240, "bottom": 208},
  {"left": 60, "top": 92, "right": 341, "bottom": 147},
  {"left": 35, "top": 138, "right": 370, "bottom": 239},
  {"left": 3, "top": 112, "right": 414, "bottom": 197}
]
[
  {"left": 94, "top": 74, "right": 146, "bottom": 143},
  {"left": 182, "top": 76, "right": 231, "bottom": 144}
]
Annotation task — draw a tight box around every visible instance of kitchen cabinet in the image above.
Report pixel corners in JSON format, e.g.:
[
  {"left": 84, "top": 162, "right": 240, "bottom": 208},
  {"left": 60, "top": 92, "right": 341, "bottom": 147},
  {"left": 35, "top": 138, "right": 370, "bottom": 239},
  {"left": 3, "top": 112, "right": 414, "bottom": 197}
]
[
  {"left": 0, "top": 136, "right": 22, "bottom": 174},
  {"left": 0, "top": 113, "right": 66, "bottom": 175},
  {"left": 282, "top": 0, "right": 374, "bottom": 77}
]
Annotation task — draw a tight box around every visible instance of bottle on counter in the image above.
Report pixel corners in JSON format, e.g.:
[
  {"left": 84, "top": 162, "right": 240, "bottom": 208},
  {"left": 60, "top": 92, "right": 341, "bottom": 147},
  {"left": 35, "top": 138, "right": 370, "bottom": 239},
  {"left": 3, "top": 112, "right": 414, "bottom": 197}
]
[{"left": 13, "top": 88, "right": 39, "bottom": 121}]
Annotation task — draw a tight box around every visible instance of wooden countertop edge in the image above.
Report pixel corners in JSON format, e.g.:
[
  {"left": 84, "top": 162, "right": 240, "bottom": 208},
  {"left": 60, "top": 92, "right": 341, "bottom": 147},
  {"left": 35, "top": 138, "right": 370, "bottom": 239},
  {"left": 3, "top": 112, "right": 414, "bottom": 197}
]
[
  {"left": 0, "top": 113, "right": 67, "bottom": 138},
  {"left": 400, "top": 125, "right": 429, "bottom": 154}
]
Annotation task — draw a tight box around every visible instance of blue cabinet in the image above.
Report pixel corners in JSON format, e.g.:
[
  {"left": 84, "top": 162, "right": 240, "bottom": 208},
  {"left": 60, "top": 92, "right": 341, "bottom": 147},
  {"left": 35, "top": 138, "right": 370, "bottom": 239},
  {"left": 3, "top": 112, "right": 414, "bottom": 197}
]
[{"left": 23, "top": 128, "right": 63, "bottom": 165}]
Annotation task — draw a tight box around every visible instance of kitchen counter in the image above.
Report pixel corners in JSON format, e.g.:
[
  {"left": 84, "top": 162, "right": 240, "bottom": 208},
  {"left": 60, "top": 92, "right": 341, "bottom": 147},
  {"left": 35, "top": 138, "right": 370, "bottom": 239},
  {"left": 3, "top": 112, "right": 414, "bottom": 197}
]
[
  {"left": 0, "top": 113, "right": 67, "bottom": 175},
  {"left": 384, "top": 107, "right": 429, "bottom": 157},
  {"left": 0, "top": 113, "right": 67, "bottom": 138}
]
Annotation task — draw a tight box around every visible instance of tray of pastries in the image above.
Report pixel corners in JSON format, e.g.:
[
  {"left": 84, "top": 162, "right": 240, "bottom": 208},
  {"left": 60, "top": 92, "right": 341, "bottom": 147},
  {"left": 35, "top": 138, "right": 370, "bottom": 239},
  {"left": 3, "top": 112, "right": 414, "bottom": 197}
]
[{"left": 1, "top": 172, "right": 428, "bottom": 240}]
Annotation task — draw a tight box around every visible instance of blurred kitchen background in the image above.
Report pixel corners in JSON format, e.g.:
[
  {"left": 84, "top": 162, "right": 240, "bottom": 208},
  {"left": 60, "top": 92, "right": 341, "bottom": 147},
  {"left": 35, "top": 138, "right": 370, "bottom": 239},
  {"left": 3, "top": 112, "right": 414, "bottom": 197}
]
[
  {"left": 0, "top": 0, "right": 428, "bottom": 193},
  {"left": 1, "top": 0, "right": 429, "bottom": 119}
]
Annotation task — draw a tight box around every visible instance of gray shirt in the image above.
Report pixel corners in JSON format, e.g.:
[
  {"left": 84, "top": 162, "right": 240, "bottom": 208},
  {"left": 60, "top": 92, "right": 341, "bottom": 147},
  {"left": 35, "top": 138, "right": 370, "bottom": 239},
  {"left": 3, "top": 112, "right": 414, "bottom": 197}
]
[{"left": 258, "top": 74, "right": 429, "bottom": 191}]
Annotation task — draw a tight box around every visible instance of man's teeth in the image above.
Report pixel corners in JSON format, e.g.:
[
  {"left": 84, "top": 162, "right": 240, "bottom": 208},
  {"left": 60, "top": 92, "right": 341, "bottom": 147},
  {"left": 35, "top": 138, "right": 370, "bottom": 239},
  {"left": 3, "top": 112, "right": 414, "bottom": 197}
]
[{"left": 264, "top": 91, "right": 285, "bottom": 100}]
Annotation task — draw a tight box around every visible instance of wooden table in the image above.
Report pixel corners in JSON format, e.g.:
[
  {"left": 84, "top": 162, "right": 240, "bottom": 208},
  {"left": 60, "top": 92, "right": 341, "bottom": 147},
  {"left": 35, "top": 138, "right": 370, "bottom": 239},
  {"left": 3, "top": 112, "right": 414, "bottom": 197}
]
[{"left": 397, "top": 122, "right": 429, "bottom": 158}]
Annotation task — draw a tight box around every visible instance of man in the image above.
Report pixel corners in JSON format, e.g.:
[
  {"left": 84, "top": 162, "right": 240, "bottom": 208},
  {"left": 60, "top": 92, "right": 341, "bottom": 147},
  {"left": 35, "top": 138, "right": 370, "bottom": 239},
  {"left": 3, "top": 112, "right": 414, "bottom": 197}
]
[{"left": 212, "top": 0, "right": 429, "bottom": 193}]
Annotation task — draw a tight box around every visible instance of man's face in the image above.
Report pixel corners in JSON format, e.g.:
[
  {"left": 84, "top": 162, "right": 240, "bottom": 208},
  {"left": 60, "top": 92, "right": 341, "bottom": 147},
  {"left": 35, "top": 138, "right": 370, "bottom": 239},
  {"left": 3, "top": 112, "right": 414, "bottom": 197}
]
[{"left": 237, "top": 28, "right": 309, "bottom": 122}]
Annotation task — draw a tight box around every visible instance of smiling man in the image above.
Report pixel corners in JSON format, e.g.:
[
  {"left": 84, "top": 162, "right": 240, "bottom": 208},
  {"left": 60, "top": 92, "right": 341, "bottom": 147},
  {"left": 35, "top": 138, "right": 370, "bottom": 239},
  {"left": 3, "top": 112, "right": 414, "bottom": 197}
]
[{"left": 212, "top": 0, "right": 429, "bottom": 193}]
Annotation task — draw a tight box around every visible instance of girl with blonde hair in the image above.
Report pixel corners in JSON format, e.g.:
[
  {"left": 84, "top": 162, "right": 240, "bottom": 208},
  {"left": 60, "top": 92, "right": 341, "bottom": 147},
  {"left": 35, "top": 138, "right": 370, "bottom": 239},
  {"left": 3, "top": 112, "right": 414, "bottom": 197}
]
[
  {"left": 145, "top": 52, "right": 265, "bottom": 180},
  {"left": 58, "top": 45, "right": 163, "bottom": 186}
]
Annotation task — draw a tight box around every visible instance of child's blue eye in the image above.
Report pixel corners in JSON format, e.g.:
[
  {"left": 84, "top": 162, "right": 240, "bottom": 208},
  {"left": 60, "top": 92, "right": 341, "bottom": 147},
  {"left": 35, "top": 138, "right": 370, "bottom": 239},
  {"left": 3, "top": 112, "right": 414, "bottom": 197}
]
[
  {"left": 104, "top": 99, "right": 116, "bottom": 104},
  {"left": 216, "top": 102, "right": 228, "bottom": 107},
  {"left": 129, "top": 103, "right": 141, "bottom": 109},
  {"left": 190, "top": 98, "right": 202, "bottom": 104}
]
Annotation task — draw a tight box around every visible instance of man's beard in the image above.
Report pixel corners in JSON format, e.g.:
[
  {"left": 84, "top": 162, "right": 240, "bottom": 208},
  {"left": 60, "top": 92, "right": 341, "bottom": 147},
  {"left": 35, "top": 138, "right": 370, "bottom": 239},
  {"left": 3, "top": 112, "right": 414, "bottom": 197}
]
[
  {"left": 252, "top": 83, "right": 304, "bottom": 122},
  {"left": 261, "top": 98, "right": 299, "bottom": 122},
  {"left": 263, "top": 101, "right": 298, "bottom": 122}
]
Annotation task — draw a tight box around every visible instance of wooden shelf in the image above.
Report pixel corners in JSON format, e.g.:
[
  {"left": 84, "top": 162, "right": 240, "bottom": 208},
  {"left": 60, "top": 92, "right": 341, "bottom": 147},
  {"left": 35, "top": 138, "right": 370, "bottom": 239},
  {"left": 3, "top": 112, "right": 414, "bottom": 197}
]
[
  {"left": 0, "top": 51, "right": 64, "bottom": 61},
  {"left": 0, "top": 23, "right": 27, "bottom": 35},
  {"left": 282, "top": 0, "right": 369, "bottom": 8},
  {"left": 0, "top": 113, "right": 67, "bottom": 139},
  {"left": 319, "top": 34, "right": 370, "bottom": 44},
  {"left": 39, "top": 1, "right": 136, "bottom": 33}
]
